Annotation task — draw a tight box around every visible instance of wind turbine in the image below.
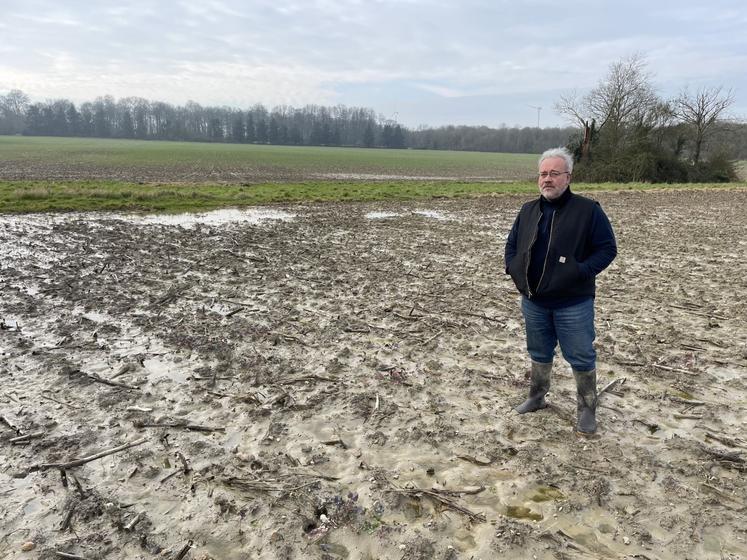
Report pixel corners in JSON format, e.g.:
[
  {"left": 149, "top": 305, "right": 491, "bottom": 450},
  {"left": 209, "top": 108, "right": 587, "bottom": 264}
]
[{"left": 528, "top": 105, "right": 542, "bottom": 128}]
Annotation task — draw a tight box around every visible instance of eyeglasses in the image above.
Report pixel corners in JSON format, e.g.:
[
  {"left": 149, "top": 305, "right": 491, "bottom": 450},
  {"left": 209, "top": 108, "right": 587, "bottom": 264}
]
[{"left": 538, "top": 171, "right": 570, "bottom": 179}]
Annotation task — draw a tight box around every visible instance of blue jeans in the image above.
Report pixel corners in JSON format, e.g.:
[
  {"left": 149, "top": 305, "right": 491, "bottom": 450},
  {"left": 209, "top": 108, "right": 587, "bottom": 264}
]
[{"left": 521, "top": 296, "right": 596, "bottom": 371}]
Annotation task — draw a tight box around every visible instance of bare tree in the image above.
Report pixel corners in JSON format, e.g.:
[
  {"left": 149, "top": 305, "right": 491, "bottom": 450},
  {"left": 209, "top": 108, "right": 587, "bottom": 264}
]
[
  {"left": 588, "top": 55, "right": 658, "bottom": 131},
  {"left": 555, "top": 90, "right": 586, "bottom": 128},
  {"left": 675, "top": 86, "right": 735, "bottom": 164},
  {"left": 0, "top": 89, "right": 30, "bottom": 134},
  {"left": 555, "top": 54, "right": 660, "bottom": 156}
]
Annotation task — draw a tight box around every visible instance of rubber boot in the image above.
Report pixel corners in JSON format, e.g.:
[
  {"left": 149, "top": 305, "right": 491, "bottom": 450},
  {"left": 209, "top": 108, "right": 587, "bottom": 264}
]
[
  {"left": 573, "top": 368, "right": 598, "bottom": 434},
  {"left": 514, "top": 361, "right": 552, "bottom": 414}
]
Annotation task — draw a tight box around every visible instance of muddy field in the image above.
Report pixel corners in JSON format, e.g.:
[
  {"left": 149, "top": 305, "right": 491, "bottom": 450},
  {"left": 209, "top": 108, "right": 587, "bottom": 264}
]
[{"left": 1, "top": 189, "right": 746, "bottom": 560}]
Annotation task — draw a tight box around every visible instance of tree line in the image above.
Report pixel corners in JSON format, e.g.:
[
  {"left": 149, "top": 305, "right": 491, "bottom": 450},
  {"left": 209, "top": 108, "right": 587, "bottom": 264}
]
[
  {"left": 408, "top": 125, "right": 579, "bottom": 155},
  {"left": 0, "top": 90, "right": 590, "bottom": 154},
  {"left": 0, "top": 92, "right": 405, "bottom": 149},
  {"left": 1, "top": 78, "right": 744, "bottom": 176}
]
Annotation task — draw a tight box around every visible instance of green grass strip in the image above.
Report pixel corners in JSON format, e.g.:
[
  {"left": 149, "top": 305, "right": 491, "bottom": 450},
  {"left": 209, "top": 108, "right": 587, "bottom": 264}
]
[{"left": 1, "top": 180, "right": 745, "bottom": 214}]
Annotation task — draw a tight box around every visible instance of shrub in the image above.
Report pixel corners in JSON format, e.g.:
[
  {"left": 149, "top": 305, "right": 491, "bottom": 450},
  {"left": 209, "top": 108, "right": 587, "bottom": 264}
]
[
  {"left": 569, "top": 141, "right": 735, "bottom": 183},
  {"left": 689, "top": 152, "right": 738, "bottom": 183}
]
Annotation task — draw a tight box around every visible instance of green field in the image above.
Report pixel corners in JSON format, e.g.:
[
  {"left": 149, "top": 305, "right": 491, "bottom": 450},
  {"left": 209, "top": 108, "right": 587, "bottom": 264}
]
[
  {"left": 0, "top": 136, "right": 744, "bottom": 213},
  {"left": 0, "top": 136, "right": 538, "bottom": 179}
]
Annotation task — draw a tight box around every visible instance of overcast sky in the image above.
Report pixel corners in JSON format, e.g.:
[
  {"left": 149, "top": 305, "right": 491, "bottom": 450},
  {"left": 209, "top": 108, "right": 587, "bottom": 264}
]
[{"left": 2, "top": 0, "right": 745, "bottom": 128}]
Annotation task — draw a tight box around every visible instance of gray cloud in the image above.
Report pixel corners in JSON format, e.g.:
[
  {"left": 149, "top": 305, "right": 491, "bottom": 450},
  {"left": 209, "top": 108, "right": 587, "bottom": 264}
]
[{"left": 1, "top": 0, "right": 745, "bottom": 126}]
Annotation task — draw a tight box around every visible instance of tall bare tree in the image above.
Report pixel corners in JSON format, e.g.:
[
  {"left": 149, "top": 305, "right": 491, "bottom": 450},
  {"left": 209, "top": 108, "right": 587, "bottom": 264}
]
[
  {"left": 0, "top": 89, "right": 30, "bottom": 134},
  {"left": 675, "top": 86, "right": 735, "bottom": 164},
  {"left": 555, "top": 54, "right": 660, "bottom": 157}
]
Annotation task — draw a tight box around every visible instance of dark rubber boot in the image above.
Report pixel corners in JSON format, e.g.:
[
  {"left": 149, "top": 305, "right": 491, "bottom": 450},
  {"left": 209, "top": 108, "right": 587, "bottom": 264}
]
[
  {"left": 514, "top": 361, "right": 552, "bottom": 414},
  {"left": 573, "top": 369, "right": 598, "bottom": 434}
]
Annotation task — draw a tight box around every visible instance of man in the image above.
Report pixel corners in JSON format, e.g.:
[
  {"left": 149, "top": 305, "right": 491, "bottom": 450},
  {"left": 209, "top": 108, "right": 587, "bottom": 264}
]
[{"left": 505, "top": 147, "right": 617, "bottom": 435}]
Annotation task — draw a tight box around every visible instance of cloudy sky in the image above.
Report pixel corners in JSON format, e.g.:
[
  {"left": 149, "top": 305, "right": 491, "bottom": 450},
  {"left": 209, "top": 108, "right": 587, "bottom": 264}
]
[{"left": 1, "top": 0, "right": 745, "bottom": 128}]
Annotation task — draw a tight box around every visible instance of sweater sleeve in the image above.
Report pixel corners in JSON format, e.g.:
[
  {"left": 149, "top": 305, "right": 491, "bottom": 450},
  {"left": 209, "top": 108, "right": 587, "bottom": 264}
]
[{"left": 578, "top": 203, "right": 617, "bottom": 279}]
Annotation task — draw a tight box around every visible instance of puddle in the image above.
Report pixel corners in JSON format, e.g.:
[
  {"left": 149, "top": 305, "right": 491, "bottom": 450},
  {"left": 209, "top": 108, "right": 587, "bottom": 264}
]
[
  {"left": 142, "top": 357, "right": 189, "bottom": 383},
  {"left": 709, "top": 366, "right": 742, "bottom": 381},
  {"left": 82, "top": 311, "right": 111, "bottom": 323},
  {"left": 412, "top": 210, "right": 449, "bottom": 220},
  {"left": 365, "top": 210, "right": 450, "bottom": 220},
  {"left": 502, "top": 483, "right": 565, "bottom": 522},
  {"left": 556, "top": 523, "right": 621, "bottom": 558},
  {"left": 315, "top": 173, "right": 499, "bottom": 181},
  {"left": 317, "top": 542, "right": 349, "bottom": 559},
  {"left": 529, "top": 485, "right": 565, "bottom": 502},
  {"left": 223, "top": 429, "right": 242, "bottom": 452},
  {"left": 454, "top": 529, "right": 477, "bottom": 549},
  {"left": 402, "top": 497, "right": 424, "bottom": 521},
  {"left": 365, "top": 212, "right": 400, "bottom": 219},
  {"left": 118, "top": 208, "right": 295, "bottom": 227},
  {"left": 505, "top": 505, "right": 543, "bottom": 521},
  {"left": 0, "top": 317, "right": 22, "bottom": 331},
  {"left": 23, "top": 497, "right": 41, "bottom": 515}
]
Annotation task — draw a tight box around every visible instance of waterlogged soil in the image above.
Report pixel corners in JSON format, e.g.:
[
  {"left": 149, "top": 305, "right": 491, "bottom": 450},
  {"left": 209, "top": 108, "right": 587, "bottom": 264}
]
[
  {"left": 0, "top": 161, "right": 530, "bottom": 183},
  {"left": 1, "top": 190, "right": 747, "bottom": 560}
]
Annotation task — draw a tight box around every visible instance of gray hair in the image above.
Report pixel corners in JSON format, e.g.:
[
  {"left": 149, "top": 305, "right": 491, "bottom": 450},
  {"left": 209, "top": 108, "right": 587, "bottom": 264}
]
[{"left": 539, "top": 147, "right": 573, "bottom": 173}]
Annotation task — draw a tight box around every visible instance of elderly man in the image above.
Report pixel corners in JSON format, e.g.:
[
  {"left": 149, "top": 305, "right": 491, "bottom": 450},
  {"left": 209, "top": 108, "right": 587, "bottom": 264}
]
[{"left": 504, "top": 147, "right": 617, "bottom": 434}]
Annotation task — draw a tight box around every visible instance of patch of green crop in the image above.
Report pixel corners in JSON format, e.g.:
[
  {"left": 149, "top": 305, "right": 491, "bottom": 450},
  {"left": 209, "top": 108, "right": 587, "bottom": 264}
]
[
  {"left": 0, "top": 179, "right": 516, "bottom": 213},
  {"left": 0, "top": 136, "right": 539, "bottom": 179},
  {"left": 1, "top": 179, "right": 745, "bottom": 214}
]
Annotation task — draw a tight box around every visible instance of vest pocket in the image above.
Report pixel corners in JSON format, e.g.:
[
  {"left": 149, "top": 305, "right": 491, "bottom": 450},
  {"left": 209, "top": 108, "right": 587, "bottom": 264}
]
[
  {"left": 508, "top": 251, "right": 528, "bottom": 293},
  {"left": 546, "top": 254, "right": 581, "bottom": 292}
]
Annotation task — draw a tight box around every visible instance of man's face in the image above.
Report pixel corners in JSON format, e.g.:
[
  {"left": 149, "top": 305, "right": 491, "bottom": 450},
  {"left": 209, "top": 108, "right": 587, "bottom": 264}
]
[{"left": 538, "top": 157, "right": 571, "bottom": 200}]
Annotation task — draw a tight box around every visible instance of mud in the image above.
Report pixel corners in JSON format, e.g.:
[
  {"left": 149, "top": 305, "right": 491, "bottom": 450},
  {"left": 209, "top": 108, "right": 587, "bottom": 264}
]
[
  {"left": 0, "top": 161, "right": 311, "bottom": 183},
  {"left": 0, "top": 163, "right": 527, "bottom": 184},
  {"left": 1, "top": 189, "right": 746, "bottom": 560}
]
